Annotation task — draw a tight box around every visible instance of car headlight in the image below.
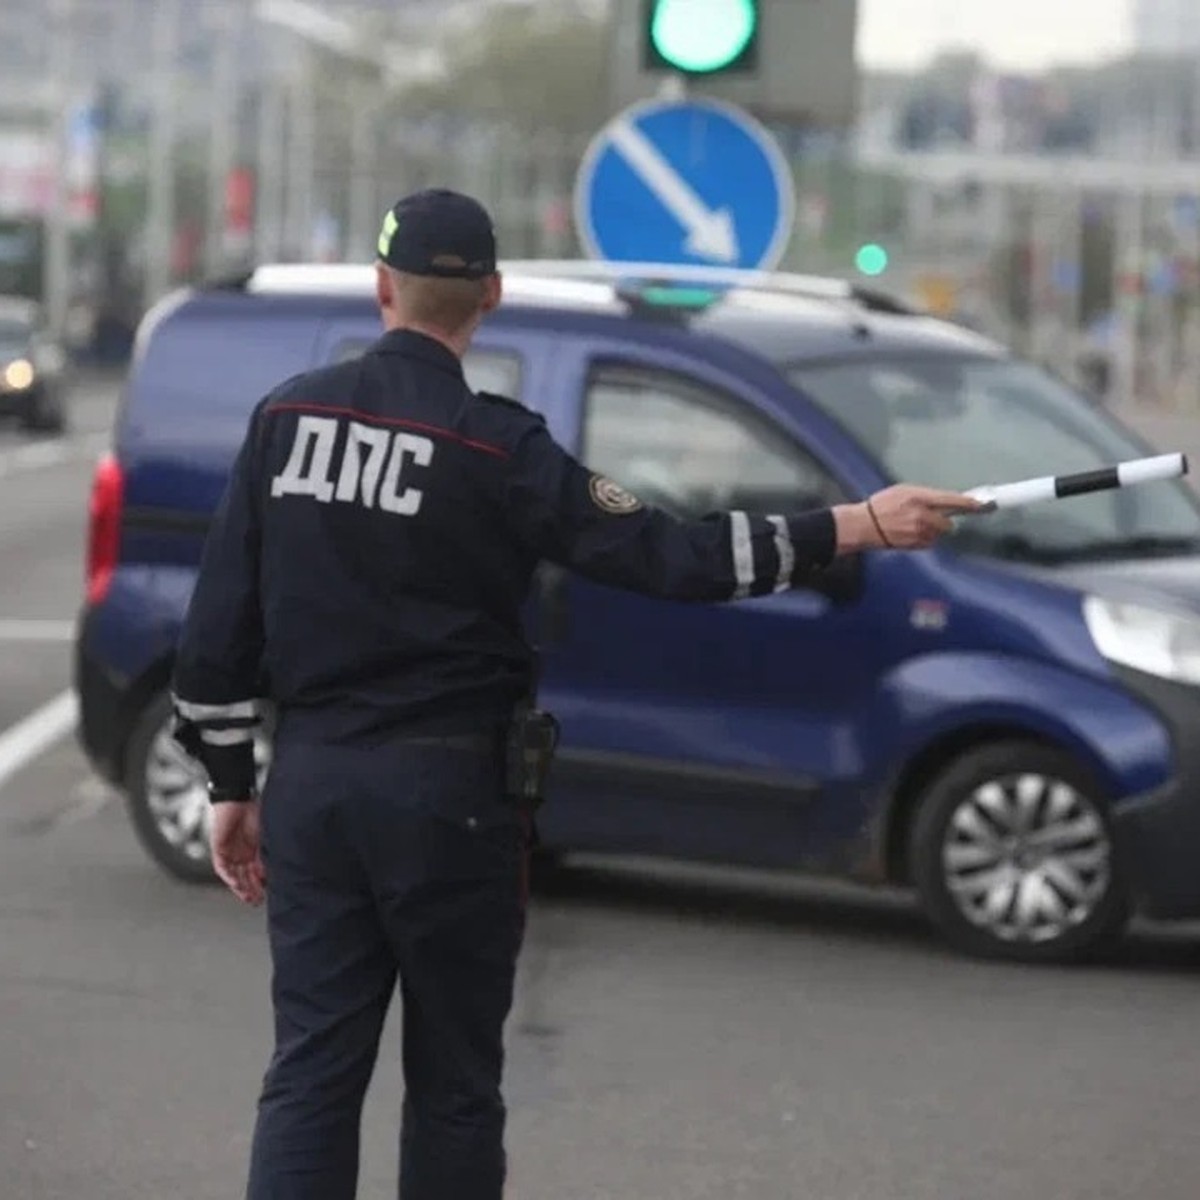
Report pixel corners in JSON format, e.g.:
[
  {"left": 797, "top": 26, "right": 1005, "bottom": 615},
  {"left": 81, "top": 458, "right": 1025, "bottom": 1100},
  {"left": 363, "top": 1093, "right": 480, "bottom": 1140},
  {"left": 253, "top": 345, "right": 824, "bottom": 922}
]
[
  {"left": 1083, "top": 595, "right": 1200, "bottom": 685},
  {"left": 3, "top": 359, "right": 34, "bottom": 390}
]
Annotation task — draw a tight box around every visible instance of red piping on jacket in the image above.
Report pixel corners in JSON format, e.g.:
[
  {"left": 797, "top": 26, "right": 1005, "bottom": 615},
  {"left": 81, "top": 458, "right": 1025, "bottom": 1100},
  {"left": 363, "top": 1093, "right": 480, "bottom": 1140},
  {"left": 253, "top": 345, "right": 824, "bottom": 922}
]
[{"left": 267, "top": 402, "right": 510, "bottom": 460}]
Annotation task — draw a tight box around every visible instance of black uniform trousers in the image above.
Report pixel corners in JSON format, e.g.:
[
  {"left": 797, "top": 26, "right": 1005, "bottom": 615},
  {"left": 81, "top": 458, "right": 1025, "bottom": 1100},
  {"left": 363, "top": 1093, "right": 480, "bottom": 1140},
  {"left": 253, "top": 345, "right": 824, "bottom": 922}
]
[{"left": 246, "top": 727, "right": 529, "bottom": 1200}]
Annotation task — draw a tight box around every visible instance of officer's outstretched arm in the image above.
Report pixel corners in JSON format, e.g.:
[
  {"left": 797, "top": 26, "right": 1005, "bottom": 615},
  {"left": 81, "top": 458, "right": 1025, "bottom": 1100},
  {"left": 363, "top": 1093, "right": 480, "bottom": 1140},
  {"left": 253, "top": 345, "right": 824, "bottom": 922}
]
[
  {"left": 170, "top": 407, "right": 267, "bottom": 800},
  {"left": 504, "top": 421, "right": 842, "bottom": 602}
]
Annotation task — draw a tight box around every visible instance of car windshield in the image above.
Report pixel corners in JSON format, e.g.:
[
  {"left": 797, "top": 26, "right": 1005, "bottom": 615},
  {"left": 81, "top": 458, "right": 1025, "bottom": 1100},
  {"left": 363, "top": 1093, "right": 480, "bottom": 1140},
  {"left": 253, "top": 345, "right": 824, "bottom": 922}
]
[
  {"left": 0, "top": 317, "right": 31, "bottom": 357},
  {"left": 787, "top": 355, "right": 1200, "bottom": 564}
]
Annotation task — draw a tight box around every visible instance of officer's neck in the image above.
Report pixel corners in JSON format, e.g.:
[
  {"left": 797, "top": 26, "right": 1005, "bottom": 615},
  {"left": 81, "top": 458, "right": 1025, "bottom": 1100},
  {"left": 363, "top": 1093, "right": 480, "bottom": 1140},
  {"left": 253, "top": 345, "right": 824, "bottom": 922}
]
[{"left": 384, "top": 316, "right": 470, "bottom": 361}]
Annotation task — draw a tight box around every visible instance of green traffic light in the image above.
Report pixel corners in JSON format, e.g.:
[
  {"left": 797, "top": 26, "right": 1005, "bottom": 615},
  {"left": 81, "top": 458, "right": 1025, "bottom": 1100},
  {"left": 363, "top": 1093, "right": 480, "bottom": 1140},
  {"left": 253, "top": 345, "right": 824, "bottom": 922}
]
[
  {"left": 855, "top": 243, "right": 889, "bottom": 277},
  {"left": 650, "top": 0, "right": 758, "bottom": 74}
]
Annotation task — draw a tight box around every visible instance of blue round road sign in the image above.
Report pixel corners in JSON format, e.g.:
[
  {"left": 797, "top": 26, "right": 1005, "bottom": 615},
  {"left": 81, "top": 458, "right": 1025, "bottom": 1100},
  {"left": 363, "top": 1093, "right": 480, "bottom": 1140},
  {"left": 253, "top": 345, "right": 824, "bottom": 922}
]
[{"left": 574, "top": 97, "right": 795, "bottom": 272}]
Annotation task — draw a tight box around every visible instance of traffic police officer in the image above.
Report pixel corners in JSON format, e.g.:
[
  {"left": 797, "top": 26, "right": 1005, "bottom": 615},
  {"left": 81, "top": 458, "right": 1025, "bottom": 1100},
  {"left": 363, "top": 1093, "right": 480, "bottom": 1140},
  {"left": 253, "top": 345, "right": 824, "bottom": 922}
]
[{"left": 170, "top": 187, "right": 982, "bottom": 1200}]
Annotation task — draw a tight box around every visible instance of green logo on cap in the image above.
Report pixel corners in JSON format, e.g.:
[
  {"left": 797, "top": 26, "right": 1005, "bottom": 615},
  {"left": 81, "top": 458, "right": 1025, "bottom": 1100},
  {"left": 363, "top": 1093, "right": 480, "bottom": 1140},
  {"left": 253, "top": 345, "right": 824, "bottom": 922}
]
[{"left": 377, "top": 210, "right": 399, "bottom": 258}]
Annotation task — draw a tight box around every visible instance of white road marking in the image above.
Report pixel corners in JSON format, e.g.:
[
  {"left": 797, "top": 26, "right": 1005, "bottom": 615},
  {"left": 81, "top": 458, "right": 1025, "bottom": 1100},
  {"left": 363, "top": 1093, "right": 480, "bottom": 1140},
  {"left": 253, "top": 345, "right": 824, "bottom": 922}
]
[
  {"left": 0, "top": 619, "right": 76, "bottom": 643},
  {"left": 0, "top": 690, "right": 79, "bottom": 795}
]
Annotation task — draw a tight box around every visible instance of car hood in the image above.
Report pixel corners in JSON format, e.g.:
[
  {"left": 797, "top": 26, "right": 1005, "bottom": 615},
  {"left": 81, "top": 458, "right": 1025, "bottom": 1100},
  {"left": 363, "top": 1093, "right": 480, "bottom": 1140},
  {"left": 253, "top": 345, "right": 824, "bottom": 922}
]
[{"left": 1020, "top": 554, "right": 1200, "bottom": 618}]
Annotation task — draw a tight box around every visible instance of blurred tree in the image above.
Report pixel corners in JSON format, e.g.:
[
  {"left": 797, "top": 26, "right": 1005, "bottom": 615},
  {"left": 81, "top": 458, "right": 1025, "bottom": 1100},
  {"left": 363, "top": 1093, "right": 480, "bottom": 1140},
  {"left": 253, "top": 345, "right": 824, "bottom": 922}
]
[{"left": 385, "top": 3, "right": 612, "bottom": 133}]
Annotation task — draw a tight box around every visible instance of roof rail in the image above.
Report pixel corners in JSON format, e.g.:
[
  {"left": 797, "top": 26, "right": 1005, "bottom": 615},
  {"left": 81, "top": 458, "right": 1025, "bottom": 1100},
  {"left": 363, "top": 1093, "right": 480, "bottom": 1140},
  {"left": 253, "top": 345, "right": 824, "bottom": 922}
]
[
  {"left": 203, "top": 266, "right": 257, "bottom": 292},
  {"left": 847, "top": 286, "right": 921, "bottom": 316},
  {"left": 243, "top": 263, "right": 378, "bottom": 295},
  {"left": 500, "top": 258, "right": 921, "bottom": 316},
  {"left": 237, "top": 262, "right": 623, "bottom": 309},
  {"left": 500, "top": 258, "right": 851, "bottom": 299},
  {"left": 219, "top": 259, "right": 924, "bottom": 319}
]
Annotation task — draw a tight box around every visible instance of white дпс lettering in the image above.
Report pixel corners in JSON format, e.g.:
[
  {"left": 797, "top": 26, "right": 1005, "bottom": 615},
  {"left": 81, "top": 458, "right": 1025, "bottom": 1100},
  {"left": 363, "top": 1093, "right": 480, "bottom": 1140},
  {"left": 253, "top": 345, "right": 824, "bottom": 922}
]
[
  {"left": 272, "top": 416, "right": 337, "bottom": 503},
  {"left": 379, "top": 432, "right": 434, "bottom": 516},
  {"left": 335, "top": 422, "right": 391, "bottom": 507},
  {"left": 272, "top": 416, "right": 435, "bottom": 516}
]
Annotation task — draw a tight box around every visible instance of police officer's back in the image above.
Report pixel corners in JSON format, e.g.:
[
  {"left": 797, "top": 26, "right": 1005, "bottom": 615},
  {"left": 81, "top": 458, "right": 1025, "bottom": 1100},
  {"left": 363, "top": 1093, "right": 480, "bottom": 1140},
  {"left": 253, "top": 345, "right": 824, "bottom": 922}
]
[{"left": 170, "top": 189, "right": 982, "bottom": 1200}]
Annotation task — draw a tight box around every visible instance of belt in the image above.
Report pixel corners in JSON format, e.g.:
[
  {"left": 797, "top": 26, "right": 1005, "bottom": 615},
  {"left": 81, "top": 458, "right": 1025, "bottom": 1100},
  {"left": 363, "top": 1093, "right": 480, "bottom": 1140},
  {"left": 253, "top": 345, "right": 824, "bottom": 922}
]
[{"left": 400, "top": 732, "right": 503, "bottom": 751}]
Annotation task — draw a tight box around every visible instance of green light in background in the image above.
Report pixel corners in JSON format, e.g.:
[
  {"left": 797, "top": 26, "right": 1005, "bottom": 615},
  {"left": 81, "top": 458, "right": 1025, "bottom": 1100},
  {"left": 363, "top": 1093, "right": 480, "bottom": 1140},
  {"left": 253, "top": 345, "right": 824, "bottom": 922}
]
[
  {"left": 855, "top": 243, "right": 890, "bottom": 277},
  {"left": 650, "top": 0, "right": 758, "bottom": 75}
]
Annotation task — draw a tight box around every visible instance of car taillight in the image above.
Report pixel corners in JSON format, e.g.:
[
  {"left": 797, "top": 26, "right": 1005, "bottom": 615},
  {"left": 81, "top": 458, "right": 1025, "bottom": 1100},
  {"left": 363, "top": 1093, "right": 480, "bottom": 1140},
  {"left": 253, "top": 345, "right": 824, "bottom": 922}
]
[{"left": 86, "top": 453, "right": 124, "bottom": 605}]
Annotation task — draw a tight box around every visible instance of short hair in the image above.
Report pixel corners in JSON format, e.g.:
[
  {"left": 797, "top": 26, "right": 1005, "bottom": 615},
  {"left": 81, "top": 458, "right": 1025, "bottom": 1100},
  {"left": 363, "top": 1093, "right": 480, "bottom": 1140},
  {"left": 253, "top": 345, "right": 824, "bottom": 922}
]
[{"left": 385, "top": 266, "right": 488, "bottom": 334}]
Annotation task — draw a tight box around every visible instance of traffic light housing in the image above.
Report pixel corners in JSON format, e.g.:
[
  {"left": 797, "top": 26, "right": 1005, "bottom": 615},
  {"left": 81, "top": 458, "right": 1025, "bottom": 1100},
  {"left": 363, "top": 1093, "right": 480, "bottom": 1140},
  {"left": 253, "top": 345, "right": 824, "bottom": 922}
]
[{"left": 643, "top": 0, "right": 761, "bottom": 76}]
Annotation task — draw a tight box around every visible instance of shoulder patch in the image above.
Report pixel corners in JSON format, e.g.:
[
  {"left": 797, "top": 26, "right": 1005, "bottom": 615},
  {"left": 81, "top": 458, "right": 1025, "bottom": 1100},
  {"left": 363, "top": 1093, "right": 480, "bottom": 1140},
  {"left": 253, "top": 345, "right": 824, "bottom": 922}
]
[{"left": 589, "top": 474, "right": 643, "bottom": 515}]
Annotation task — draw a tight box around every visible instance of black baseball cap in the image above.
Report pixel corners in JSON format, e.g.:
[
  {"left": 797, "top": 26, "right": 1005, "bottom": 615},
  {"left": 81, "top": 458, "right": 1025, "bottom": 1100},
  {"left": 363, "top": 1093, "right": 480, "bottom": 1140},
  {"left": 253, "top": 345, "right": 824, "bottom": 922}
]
[{"left": 376, "top": 188, "right": 497, "bottom": 279}]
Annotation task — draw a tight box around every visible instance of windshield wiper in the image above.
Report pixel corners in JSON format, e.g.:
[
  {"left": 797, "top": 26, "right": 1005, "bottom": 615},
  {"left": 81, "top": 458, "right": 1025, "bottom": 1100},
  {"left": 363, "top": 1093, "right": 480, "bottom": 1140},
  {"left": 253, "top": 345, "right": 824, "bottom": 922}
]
[
  {"left": 1047, "top": 535, "right": 1200, "bottom": 563},
  {"left": 948, "top": 529, "right": 1068, "bottom": 564}
]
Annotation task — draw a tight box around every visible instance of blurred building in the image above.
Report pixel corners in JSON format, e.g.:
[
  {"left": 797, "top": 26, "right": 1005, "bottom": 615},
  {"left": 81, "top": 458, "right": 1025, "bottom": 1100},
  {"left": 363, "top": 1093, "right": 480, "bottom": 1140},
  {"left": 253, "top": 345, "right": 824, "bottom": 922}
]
[{"left": 1131, "top": 0, "right": 1200, "bottom": 54}]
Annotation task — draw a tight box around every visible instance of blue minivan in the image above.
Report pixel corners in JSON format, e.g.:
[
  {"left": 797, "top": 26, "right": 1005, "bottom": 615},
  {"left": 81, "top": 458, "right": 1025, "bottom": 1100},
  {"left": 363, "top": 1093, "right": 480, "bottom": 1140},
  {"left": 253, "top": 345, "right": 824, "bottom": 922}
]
[{"left": 74, "top": 259, "right": 1200, "bottom": 962}]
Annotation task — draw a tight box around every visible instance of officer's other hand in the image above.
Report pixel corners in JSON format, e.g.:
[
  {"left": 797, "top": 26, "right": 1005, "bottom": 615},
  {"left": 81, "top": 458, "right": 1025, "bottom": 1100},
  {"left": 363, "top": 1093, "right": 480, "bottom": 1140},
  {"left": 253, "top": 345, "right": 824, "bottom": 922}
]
[
  {"left": 210, "top": 798, "right": 266, "bottom": 906},
  {"left": 834, "top": 485, "right": 986, "bottom": 553}
]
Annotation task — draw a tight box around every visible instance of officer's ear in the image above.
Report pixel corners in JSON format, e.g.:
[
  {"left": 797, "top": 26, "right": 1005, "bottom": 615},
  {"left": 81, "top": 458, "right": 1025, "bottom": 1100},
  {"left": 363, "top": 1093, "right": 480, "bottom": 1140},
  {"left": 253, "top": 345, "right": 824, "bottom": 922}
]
[
  {"left": 481, "top": 272, "right": 502, "bottom": 316},
  {"left": 375, "top": 262, "right": 396, "bottom": 312}
]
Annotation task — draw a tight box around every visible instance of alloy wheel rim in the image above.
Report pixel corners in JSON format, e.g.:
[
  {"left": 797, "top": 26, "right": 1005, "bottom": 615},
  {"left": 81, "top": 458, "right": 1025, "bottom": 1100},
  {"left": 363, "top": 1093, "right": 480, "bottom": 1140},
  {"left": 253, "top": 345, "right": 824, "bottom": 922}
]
[
  {"left": 941, "top": 772, "right": 1112, "bottom": 944},
  {"left": 144, "top": 726, "right": 211, "bottom": 862}
]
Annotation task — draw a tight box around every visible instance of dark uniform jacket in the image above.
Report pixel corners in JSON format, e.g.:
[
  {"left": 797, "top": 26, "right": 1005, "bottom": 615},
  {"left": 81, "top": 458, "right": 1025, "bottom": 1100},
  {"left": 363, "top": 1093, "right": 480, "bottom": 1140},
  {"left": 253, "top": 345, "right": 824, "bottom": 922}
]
[{"left": 171, "top": 329, "right": 839, "bottom": 796}]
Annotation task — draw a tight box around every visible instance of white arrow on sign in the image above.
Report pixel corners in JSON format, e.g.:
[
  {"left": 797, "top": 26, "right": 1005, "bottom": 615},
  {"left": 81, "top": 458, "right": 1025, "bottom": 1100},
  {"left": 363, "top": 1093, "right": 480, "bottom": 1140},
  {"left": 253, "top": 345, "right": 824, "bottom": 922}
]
[{"left": 608, "top": 118, "right": 741, "bottom": 264}]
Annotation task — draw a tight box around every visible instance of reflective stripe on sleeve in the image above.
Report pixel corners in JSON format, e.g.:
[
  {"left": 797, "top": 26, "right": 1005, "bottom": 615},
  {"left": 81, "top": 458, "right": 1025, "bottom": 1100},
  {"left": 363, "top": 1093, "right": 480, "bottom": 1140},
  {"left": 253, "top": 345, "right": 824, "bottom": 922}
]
[
  {"left": 174, "top": 697, "right": 260, "bottom": 722},
  {"left": 730, "top": 511, "right": 755, "bottom": 599},
  {"left": 199, "top": 726, "right": 256, "bottom": 747},
  {"left": 767, "top": 515, "right": 794, "bottom": 593}
]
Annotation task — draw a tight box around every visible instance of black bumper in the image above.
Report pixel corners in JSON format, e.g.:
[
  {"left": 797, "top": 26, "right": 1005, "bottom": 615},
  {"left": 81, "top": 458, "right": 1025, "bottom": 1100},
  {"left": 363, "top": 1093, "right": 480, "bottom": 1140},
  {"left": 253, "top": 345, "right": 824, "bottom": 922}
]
[
  {"left": 0, "top": 387, "right": 32, "bottom": 416},
  {"left": 1109, "top": 667, "right": 1200, "bottom": 920},
  {"left": 73, "top": 608, "right": 134, "bottom": 786}
]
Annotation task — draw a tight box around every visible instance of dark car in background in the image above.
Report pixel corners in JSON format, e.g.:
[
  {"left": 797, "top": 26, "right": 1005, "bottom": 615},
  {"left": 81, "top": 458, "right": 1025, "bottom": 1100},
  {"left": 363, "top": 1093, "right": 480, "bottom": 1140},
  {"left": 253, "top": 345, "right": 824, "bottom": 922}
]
[{"left": 0, "top": 295, "right": 69, "bottom": 434}]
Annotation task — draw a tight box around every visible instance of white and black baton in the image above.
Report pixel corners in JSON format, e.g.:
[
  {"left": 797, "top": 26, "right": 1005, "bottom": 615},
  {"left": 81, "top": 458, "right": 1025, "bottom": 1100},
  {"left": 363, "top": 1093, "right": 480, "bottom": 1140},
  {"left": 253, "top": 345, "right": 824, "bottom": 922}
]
[{"left": 962, "top": 452, "right": 1190, "bottom": 512}]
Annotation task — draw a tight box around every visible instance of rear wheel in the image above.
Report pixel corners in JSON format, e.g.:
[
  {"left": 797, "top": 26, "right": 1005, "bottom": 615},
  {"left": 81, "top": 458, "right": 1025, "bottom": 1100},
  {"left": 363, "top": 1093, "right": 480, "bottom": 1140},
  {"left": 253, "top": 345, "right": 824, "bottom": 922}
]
[
  {"left": 908, "top": 741, "right": 1130, "bottom": 963},
  {"left": 125, "top": 692, "right": 270, "bottom": 884}
]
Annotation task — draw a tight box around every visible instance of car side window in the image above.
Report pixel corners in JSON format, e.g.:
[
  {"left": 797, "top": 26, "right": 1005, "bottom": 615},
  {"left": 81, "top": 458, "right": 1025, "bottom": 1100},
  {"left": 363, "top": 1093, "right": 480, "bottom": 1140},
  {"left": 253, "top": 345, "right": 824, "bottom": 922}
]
[
  {"left": 331, "top": 340, "right": 524, "bottom": 400},
  {"left": 581, "top": 366, "right": 843, "bottom": 518}
]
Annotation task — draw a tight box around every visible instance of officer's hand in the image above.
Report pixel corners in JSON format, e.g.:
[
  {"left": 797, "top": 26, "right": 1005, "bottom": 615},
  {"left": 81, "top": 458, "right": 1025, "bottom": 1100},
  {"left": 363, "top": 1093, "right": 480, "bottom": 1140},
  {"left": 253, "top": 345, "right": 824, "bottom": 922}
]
[
  {"left": 210, "top": 798, "right": 266, "bottom": 906},
  {"left": 867, "top": 484, "right": 987, "bottom": 549},
  {"left": 835, "top": 485, "right": 986, "bottom": 553}
]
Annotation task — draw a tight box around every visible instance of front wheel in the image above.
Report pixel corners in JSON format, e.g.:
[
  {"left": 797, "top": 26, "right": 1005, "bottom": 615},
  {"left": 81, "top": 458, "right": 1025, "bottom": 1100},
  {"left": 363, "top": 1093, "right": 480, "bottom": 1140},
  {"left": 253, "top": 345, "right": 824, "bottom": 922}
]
[
  {"left": 125, "top": 692, "right": 271, "bottom": 884},
  {"left": 908, "top": 741, "right": 1131, "bottom": 963}
]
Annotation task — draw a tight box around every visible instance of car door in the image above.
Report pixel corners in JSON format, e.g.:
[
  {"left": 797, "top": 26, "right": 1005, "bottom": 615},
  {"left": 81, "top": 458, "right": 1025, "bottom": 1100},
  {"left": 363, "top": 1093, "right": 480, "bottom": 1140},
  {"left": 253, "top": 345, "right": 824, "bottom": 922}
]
[{"left": 533, "top": 341, "right": 881, "bottom": 869}]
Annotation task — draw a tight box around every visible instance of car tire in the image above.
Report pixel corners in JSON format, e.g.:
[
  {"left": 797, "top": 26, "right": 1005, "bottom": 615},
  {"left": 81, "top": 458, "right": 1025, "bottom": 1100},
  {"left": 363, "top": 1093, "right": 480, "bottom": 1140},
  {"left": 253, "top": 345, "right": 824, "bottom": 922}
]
[
  {"left": 125, "top": 693, "right": 218, "bottom": 883},
  {"left": 908, "top": 741, "right": 1131, "bottom": 963}
]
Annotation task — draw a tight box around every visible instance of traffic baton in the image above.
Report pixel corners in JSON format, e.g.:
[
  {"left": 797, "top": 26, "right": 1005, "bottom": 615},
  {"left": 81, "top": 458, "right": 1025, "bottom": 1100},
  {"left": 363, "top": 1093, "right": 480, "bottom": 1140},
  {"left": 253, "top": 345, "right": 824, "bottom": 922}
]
[{"left": 962, "top": 452, "right": 1189, "bottom": 513}]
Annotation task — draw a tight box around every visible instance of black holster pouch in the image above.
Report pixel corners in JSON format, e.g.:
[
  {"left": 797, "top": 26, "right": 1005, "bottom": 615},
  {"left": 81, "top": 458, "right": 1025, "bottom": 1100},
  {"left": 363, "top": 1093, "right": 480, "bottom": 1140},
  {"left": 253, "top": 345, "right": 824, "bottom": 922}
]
[
  {"left": 504, "top": 703, "right": 560, "bottom": 812},
  {"left": 171, "top": 715, "right": 204, "bottom": 763}
]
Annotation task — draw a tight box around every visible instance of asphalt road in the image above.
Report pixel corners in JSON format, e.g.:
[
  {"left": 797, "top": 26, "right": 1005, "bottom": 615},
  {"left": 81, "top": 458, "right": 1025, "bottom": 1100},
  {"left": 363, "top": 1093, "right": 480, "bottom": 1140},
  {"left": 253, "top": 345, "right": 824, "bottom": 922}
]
[{"left": 1, "top": 377, "right": 1199, "bottom": 1200}]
